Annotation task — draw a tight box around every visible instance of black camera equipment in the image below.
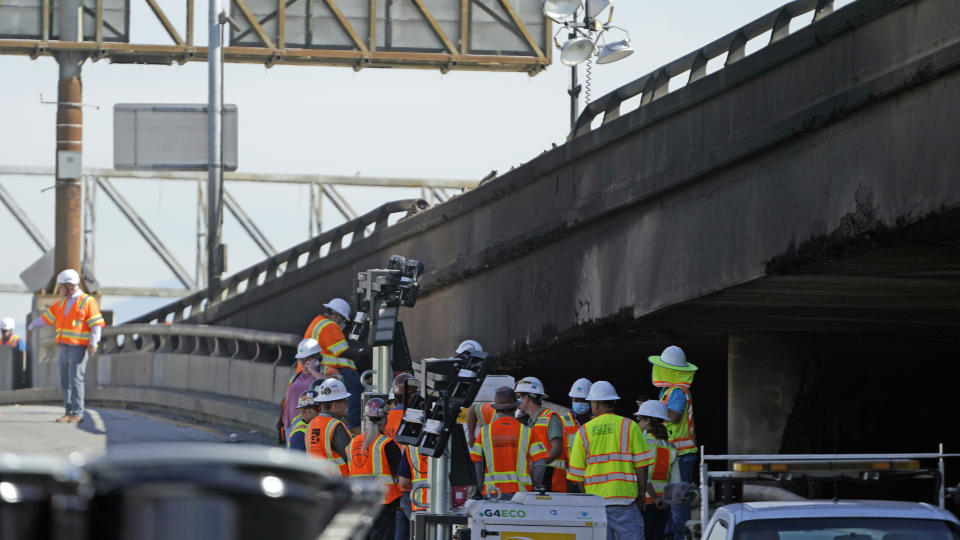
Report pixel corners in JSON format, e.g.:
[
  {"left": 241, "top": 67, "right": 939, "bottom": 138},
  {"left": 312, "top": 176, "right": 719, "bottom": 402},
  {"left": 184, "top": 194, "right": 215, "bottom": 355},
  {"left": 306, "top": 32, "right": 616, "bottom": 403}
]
[
  {"left": 347, "top": 255, "right": 423, "bottom": 373},
  {"left": 395, "top": 350, "right": 494, "bottom": 458}
]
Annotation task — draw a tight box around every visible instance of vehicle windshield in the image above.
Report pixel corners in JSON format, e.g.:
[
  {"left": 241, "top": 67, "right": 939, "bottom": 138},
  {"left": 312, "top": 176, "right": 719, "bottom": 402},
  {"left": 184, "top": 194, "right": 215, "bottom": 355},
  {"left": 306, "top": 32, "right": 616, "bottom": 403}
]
[{"left": 734, "top": 518, "right": 960, "bottom": 540}]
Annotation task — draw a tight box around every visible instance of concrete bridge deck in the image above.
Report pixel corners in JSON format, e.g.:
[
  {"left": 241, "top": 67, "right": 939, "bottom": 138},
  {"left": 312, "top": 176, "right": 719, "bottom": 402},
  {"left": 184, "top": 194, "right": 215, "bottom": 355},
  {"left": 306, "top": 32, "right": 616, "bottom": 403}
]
[{"left": 92, "top": 0, "right": 960, "bottom": 456}]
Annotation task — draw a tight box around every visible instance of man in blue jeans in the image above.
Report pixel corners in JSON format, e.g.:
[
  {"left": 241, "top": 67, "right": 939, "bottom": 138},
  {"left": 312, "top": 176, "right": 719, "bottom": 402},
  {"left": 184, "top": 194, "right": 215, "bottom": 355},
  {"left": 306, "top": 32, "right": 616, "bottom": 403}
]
[{"left": 649, "top": 345, "right": 698, "bottom": 539}]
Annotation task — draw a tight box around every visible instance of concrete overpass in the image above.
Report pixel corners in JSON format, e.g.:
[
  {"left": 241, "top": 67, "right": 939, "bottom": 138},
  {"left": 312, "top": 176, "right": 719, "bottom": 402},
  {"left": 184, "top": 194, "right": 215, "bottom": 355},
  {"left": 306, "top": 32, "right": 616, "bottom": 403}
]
[{"left": 16, "top": 0, "right": 957, "bottom": 455}]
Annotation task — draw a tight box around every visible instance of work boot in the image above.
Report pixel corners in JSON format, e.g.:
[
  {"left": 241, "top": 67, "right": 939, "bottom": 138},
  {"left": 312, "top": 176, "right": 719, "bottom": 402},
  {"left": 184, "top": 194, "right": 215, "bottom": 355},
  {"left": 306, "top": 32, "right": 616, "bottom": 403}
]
[
  {"left": 55, "top": 415, "right": 71, "bottom": 423},
  {"left": 67, "top": 415, "right": 83, "bottom": 423}
]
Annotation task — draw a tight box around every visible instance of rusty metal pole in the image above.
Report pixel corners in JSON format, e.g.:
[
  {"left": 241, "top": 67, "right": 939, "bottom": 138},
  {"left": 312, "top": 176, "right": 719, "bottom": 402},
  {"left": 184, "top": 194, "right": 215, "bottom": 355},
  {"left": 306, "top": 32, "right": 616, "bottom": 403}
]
[{"left": 54, "top": 0, "right": 86, "bottom": 284}]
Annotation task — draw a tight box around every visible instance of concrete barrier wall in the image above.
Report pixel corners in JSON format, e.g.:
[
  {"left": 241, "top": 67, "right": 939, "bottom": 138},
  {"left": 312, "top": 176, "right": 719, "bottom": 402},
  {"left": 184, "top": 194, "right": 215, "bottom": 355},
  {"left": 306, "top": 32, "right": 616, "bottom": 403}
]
[{"left": 0, "top": 350, "right": 295, "bottom": 433}]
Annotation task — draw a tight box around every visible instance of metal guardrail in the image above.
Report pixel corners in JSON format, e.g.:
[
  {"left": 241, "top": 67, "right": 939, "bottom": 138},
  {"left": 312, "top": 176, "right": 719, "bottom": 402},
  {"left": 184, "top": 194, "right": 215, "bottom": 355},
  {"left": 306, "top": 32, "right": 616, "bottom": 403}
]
[
  {"left": 100, "top": 324, "right": 301, "bottom": 364},
  {"left": 570, "top": 0, "right": 837, "bottom": 139},
  {"left": 126, "top": 198, "right": 430, "bottom": 325}
]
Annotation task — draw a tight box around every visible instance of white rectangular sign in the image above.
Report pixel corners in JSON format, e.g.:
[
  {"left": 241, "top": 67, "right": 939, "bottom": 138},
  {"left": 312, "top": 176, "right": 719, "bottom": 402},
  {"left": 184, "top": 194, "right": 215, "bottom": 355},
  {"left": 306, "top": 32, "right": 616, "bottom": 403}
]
[{"left": 114, "top": 104, "right": 239, "bottom": 171}]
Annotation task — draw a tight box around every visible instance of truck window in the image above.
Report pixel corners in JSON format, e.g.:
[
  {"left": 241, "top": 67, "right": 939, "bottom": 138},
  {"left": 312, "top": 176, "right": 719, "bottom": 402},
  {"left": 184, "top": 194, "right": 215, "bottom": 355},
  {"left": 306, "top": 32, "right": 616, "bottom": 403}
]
[
  {"left": 707, "top": 520, "right": 729, "bottom": 540},
  {"left": 734, "top": 517, "right": 960, "bottom": 540}
]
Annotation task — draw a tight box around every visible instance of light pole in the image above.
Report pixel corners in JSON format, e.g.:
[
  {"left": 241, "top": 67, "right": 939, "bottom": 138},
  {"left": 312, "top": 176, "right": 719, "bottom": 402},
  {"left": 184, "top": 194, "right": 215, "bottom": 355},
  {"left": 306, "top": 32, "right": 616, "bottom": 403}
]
[
  {"left": 208, "top": 0, "right": 226, "bottom": 298},
  {"left": 544, "top": 0, "right": 634, "bottom": 131}
]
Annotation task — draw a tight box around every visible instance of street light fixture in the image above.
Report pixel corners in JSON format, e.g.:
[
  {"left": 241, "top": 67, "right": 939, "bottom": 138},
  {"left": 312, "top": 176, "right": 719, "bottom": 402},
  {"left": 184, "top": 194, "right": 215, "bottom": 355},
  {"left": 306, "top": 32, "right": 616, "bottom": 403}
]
[{"left": 543, "top": 0, "right": 632, "bottom": 129}]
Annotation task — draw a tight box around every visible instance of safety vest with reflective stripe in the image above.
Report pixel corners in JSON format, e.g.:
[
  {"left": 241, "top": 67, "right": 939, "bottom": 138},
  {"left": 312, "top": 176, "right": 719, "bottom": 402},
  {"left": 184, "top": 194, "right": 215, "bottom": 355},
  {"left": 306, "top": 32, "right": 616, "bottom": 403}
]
[
  {"left": 303, "top": 315, "right": 353, "bottom": 370},
  {"left": 406, "top": 445, "right": 430, "bottom": 511},
  {"left": 385, "top": 408, "right": 404, "bottom": 441},
  {"left": 532, "top": 407, "right": 568, "bottom": 492},
  {"left": 307, "top": 414, "right": 350, "bottom": 477},
  {"left": 474, "top": 402, "right": 495, "bottom": 427},
  {"left": 659, "top": 386, "right": 697, "bottom": 455},
  {"left": 643, "top": 432, "right": 676, "bottom": 504},
  {"left": 470, "top": 415, "right": 549, "bottom": 495},
  {"left": 1, "top": 333, "right": 21, "bottom": 349},
  {"left": 42, "top": 294, "right": 105, "bottom": 346},
  {"left": 559, "top": 411, "right": 580, "bottom": 451},
  {"left": 286, "top": 417, "right": 308, "bottom": 450},
  {"left": 348, "top": 433, "right": 402, "bottom": 504},
  {"left": 566, "top": 413, "right": 654, "bottom": 504}
]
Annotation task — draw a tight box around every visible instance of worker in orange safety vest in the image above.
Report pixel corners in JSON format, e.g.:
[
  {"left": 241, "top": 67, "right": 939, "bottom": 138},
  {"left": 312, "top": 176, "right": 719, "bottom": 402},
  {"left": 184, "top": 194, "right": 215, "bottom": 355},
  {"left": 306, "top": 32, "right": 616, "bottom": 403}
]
[
  {"left": 303, "top": 298, "right": 367, "bottom": 433},
  {"left": 470, "top": 387, "right": 549, "bottom": 497},
  {"left": 308, "top": 378, "right": 352, "bottom": 477},
  {"left": 348, "top": 397, "right": 402, "bottom": 540},
  {"left": 1, "top": 318, "right": 24, "bottom": 352},
  {"left": 26, "top": 269, "right": 105, "bottom": 424},
  {"left": 516, "top": 376, "right": 568, "bottom": 492}
]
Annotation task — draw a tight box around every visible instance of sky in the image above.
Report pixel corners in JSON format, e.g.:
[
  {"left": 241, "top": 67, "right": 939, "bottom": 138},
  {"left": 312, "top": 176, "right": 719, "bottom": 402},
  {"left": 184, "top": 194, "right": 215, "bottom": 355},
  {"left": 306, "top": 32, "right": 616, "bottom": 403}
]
[{"left": 0, "top": 0, "right": 850, "bottom": 328}]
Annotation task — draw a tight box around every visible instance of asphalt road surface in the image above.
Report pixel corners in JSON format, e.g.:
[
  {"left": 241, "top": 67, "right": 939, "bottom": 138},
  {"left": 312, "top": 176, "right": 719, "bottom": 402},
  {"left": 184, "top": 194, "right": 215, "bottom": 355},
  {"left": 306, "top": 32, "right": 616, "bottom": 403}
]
[{"left": 0, "top": 405, "right": 251, "bottom": 457}]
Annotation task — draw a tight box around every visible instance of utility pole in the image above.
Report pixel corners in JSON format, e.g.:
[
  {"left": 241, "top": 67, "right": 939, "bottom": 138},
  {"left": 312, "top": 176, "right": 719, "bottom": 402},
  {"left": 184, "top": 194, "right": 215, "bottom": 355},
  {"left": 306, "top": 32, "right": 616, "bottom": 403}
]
[
  {"left": 54, "top": 0, "right": 86, "bottom": 283},
  {"left": 207, "top": 0, "right": 225, "bottom": 298}
]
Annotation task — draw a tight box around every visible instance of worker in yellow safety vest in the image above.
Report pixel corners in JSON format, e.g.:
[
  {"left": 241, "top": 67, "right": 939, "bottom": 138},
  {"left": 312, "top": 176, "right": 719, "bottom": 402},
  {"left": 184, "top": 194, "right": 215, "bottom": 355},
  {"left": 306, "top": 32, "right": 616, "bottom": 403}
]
[
  {"left": 649, "top": 345, "right": 698, "bottom": 539},
  {"left": 27, "top": 269, "right": 105, "bottom": 424},
  {"left": 567, "top": 380, "right": 653, "bottom": 540},
  {"left": 635, "top": 400, "right": 680, "bottom": 540}
]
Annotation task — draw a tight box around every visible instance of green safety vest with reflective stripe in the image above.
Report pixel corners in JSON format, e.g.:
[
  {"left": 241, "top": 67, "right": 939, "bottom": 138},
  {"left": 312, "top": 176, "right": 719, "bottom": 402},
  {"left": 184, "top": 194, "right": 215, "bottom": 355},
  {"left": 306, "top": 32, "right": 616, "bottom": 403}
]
[
  {"left": 286, "top": 417, "right": 308, "bottom": 449},
  {"left": 659, "top": 386, "right": 697, "bottom": 455},
  {"left": 566, "top": 413, "right": 654, "bottom": 504}
]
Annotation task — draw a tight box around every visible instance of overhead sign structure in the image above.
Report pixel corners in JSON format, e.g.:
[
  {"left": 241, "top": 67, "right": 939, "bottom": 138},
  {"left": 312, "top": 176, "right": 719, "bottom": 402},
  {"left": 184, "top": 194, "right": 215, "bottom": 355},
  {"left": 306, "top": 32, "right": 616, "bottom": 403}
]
[
  {"left": 0, "top": 0, "right": 129, "bottom": 42},
  {"left": 113, "top": 104, "right": 239, "bottom": 171},
  {"left": 0, "top": 0, "right": 551, "bottom": 73}
]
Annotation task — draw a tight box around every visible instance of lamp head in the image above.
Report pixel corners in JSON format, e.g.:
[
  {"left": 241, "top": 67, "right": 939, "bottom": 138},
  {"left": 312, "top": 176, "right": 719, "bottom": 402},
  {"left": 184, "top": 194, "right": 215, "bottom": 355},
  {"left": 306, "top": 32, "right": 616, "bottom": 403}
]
[
  {"left": 560, "top": 37, "right": 595, "bottom": 66},
  {"left": 542, "top": 0, "right": 581, "bottom": 20},
  {"left": 596, "top": 38, "right": 633, "bottom": 64}
]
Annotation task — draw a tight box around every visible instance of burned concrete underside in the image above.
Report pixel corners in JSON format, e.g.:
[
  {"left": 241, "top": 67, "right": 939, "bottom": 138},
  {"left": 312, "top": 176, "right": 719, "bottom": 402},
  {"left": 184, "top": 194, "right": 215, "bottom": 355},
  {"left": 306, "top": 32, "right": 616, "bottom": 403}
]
[
  {"left": 130, "top": 0, "right": 960, "bottom": 497},
  {"left": 499, "top": 204, "right": 960, "bottom": 459}
]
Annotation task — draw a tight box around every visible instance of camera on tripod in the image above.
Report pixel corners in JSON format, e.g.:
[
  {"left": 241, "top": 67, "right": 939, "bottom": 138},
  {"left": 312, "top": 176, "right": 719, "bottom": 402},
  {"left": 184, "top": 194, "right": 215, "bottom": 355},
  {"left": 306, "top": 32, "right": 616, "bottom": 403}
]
[{"left": 348, "top": 255, "right": 424, "bottom": 346}]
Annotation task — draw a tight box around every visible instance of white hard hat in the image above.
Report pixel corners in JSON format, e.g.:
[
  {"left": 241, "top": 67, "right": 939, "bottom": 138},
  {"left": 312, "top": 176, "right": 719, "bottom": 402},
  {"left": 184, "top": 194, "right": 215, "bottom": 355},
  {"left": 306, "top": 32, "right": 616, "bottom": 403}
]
[
  {"left": 648, "top": 345, "right": 698, "bottom": 372},
  {"left": 515, "top": 376, "right": 547, "bottom": 398},
  {"left": 586, "top": 380, "right": 619, "bottom": 401},
  {"left": 456, "top": 339, "right": 483, "bottom": 355},
  {"left": 295, "top": 338, "right": 321, "bottom": 359},
  {"left": 0, "top": 318, "right": 14, "bottom": 331},
  {"left": 568, "top": 378, "right": 592, "bottom": 399},
  {"left": 323, "top": 298, "right": 351, "bottom": 320},
  {"left": 634, "top": 400, "right": 670, "bottom": 420},
  {"left": 314, "top": 378, "right": 351, "bottom": 402},
  {"left": 56, "top": 269, "right": 80, "bottom": 285}
]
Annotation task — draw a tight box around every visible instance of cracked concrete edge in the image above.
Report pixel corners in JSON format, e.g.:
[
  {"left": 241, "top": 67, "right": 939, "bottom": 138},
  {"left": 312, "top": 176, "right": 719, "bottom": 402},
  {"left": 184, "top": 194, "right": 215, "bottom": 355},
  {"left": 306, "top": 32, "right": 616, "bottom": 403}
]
[{"left": 0, "top": 386, "right": 278, "bottom": 436}]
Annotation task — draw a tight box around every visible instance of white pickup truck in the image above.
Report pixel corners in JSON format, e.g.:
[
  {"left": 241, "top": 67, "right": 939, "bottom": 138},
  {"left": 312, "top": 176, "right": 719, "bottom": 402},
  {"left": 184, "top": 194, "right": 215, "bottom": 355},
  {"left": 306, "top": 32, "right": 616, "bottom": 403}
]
[
  {"left": 702, "top": 500, "right": 960, "bottom": 540},
  {"left": 696, "top": 450, "right": 960, "bottom": 540}
]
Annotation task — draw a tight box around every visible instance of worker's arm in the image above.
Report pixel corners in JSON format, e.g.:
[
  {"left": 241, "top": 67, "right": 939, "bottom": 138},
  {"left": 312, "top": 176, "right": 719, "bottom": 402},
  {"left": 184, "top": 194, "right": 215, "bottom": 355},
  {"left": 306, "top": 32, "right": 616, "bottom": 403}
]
[
  {"left": 566, "top": 429, "right": 586, "bottom": 493},
  {"left": 531, "top": 458, "right": 547, "bottom": 490},
  {"left": 26, "top": 317, "right": 49, "bottom": 332},
  {"left": 545, "top": 414, "right": 564, "bottom": 462},
  {"left": 635, "top": 465, "right": 649, "bottom": 506},
  {"left": 466, "top": 405, "right": 479, "bottom": 446},
  {"left": 666, "top": 409, "right": 682, "bottom": 423},
  {"left": 331, "top": 423, "right": 352, "bottom": 463}
]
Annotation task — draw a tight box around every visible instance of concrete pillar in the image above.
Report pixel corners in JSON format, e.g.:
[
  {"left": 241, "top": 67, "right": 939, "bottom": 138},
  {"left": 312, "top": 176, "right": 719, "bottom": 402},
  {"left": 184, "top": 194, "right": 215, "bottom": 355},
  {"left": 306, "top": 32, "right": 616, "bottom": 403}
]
[{"left": 727, "top": 334, "right": 812, "bottom": 454}]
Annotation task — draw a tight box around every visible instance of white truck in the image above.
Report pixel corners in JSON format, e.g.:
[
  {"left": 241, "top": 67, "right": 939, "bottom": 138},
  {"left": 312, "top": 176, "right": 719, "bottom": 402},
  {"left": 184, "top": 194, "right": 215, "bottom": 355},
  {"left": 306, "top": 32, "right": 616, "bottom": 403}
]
[{"left": 698, "top": 450, "right": 960, "bottom": 540}]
